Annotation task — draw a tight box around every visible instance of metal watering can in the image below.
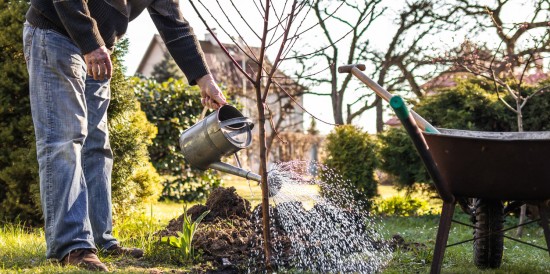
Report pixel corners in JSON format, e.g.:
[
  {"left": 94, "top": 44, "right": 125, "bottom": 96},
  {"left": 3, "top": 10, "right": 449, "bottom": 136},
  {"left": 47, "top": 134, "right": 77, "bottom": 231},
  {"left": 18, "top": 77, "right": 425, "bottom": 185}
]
[{"left": 179, "top": 105, "right": 273, "bottom": 189}]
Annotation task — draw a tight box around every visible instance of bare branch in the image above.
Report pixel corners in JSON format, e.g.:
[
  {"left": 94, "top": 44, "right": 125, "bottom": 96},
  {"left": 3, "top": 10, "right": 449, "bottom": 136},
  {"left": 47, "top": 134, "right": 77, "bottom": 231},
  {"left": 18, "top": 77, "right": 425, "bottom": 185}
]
[
  {"left": 522, "top": 85, "right": 550, "bottom": 108},
  {"left": 195, "top": 0, "right": 260, "bottom": 64},
  {"left": 262, "top": 1, "right": 299, "bottom": 100},
  {"left": 189, "top": 0, "right": 255, "bottom": 83},
  {"left": 229, "top": 0, "right": 261, "bottom": 39},
  {"left": 272, "top": 80, "right": 336, "bottom": 126},
  {"left": 265, "top": 103, "right": 286, "bottom": 144},
  {"left": 346, "top": 97, "right": 378, "bottom": 124}
]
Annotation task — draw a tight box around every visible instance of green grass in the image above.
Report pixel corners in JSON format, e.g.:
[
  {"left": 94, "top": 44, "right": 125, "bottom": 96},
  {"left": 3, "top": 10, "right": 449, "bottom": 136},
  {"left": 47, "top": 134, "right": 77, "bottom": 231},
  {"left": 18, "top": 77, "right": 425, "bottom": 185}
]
[
  {"left": 1, "top": 180, "right": 549, "bottom": 273},
  {"left": 380, "top": 212, "right": 550, "bottom": 273}
]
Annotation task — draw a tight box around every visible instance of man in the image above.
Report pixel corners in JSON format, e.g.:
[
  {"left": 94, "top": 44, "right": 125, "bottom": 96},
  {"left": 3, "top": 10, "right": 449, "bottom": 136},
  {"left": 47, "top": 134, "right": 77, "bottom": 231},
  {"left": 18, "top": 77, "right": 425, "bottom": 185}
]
[{"left": 23, "top": 0, "right": 227, "bottom": 271}]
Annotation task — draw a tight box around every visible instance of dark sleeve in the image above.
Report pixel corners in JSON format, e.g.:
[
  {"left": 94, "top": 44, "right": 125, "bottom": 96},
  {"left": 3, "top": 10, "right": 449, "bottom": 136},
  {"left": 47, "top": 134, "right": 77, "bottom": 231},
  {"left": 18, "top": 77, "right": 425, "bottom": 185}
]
[
  {"left": 148, "top": 0, "right": 210, "bottom": 85},
  {"left": 53, "top": 0, "right": 105, "bottom": 54}
]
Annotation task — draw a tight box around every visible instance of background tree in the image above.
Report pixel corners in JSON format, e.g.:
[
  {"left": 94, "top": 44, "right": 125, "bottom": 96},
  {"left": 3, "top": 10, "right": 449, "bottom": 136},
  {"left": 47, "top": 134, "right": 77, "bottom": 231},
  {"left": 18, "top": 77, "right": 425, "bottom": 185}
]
[
  {"left": 294, "top": 0, "right": 383, "bottom": 126},
  {"left": 447, "top": 0, "right": 550, "bottom": 131},
  {"left": 367, "top": 0, "right": 458, "bottom": 131},
  {"left": 294, "top": 0, "right": 457, "bottom": 131},
  {"left": 0, "top": 0, "right": 40, "bottom": 225}
]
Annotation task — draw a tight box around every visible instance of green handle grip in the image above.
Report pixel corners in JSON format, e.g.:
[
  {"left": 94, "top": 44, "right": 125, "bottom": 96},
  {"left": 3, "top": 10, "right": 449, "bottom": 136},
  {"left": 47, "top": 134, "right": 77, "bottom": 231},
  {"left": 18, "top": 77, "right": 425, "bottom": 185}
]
[
  {"left": 390, "top": 96, "right": 439, "bottom": 134},
  {"left": 390, "top": 96, "right": 409, "bottom": 121}
]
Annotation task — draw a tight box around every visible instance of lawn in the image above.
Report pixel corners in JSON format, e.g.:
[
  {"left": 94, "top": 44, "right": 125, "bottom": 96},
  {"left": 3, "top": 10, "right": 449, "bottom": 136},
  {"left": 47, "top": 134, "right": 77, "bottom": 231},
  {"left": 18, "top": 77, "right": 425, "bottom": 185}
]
[{"left": 1, "top": 176, "right": 548, "bottom": 273}]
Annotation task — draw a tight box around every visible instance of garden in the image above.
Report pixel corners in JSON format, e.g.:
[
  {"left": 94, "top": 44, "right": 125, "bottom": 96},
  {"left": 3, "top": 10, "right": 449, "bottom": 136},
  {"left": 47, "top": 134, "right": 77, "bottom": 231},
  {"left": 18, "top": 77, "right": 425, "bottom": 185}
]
[
  {"left": 1, "top": 179, "right": 548, "bottom": 273},
  {"left": 1, "top": 0, "right": 550, "bottom": 273}
]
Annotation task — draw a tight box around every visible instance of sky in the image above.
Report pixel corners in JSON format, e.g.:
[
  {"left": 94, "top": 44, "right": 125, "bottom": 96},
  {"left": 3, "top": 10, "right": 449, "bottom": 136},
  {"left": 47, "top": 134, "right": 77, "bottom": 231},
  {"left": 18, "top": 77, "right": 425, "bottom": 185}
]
[{"left": 122, "top": 1, "right": 541, "bottom": 134}]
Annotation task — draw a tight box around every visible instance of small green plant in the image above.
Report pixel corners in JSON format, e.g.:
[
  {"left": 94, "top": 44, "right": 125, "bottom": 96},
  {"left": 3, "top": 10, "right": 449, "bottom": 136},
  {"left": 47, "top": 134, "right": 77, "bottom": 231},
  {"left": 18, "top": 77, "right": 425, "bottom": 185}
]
[{"left": 161, "top": 207, "right": 209, "bottom": 262}]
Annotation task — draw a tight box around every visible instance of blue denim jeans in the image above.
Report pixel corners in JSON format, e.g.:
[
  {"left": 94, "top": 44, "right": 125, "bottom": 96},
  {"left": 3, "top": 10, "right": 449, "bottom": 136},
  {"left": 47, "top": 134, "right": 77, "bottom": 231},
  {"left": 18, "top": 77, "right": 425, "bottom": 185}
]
[{"left": 23, "top": 22, "right": 118, "bottom": 260}]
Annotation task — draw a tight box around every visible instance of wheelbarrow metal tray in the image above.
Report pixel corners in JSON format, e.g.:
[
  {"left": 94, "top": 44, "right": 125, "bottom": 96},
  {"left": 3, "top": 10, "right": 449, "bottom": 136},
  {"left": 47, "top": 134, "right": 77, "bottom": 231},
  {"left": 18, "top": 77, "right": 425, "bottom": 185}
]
[{"left": 423, "top": 128, "right": 550, "bottom": 201}]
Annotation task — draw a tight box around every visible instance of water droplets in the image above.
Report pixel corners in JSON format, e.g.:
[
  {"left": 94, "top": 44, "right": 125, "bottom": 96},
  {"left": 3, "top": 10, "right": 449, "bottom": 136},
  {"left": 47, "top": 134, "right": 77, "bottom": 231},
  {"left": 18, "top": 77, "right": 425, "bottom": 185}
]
[{"left": 249, "top": 161, "right": 391, "bottom": 273}]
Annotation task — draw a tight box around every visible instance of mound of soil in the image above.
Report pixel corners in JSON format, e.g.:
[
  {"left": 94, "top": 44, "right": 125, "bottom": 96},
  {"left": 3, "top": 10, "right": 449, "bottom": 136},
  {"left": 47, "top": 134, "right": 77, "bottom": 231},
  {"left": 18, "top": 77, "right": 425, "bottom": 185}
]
[{"left": 156, "top": 187, "right": 262, "bottom": 272}]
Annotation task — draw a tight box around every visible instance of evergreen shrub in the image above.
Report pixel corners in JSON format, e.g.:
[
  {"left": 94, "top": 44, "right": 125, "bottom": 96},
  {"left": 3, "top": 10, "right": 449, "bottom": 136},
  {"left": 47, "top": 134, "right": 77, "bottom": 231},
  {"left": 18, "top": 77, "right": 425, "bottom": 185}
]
[{"left": 321, "top": 124, "right": 378, "bottom": 210}]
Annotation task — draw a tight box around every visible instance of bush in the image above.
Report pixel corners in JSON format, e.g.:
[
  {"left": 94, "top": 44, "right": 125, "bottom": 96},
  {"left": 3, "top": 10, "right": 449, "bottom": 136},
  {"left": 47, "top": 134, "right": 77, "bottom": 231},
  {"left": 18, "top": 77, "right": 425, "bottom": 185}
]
[
  {"left": 416, "top": 78, "right": 513, "bottom": 131},
  {"left": 321, "top": 125, "right": 378, "bottom": 210},
  {"left": 133, "top": 78, "right": 221, "bottom": 202},
  {"left": 96, "top": 40, "right": 162, "bottom": 218},
  {"left": 372, "top": 195, "right": 432, "bottom": 217},
  {"left": 378, "top": 127, "right": 431, "bottom": 188},
  {"left": 0, "top": 12, "right": 162, "bottom": 223},
  {"left": 0, "top": 0, "right": 41, "bottom": 225}
]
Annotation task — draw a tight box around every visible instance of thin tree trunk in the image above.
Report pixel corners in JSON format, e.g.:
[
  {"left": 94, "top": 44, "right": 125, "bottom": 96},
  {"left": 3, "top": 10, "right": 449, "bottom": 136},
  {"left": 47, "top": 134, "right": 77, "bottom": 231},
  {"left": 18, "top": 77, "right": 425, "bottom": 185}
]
[
  {"left": 330, "top": 65, "right": 344, "bottom": 125},
  {"left": 257, "top": 101, "right": 272, "bottom": 269},
  {"left": 375, "top": 97, "right": 383, "bottom": 132},
  {"left": 516, "top": 102, "right": 526, "bottom": 237}
]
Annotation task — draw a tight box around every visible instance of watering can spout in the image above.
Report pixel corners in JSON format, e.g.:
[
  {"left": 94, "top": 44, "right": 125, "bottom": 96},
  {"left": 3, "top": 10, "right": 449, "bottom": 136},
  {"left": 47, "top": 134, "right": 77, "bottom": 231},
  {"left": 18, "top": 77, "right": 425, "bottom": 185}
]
[
  {"left": 209, "top": 162, "right": 282, "bottom": 197},
  {"left": 208, "top": 162, "right": 261, "bottom": 182}
]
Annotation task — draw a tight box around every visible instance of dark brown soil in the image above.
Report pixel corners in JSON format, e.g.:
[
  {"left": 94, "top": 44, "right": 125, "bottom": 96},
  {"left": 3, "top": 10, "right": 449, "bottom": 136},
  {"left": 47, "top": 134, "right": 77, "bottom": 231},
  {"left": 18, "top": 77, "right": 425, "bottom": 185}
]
[{"left": 156, "top": 187, "right": 262, "bottom": 272}]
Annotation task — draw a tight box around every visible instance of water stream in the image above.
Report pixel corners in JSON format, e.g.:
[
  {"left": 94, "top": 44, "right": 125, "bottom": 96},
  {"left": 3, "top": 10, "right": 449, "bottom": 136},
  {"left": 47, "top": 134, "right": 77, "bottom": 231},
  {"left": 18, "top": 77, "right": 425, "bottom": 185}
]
[{"left": 248, "top": 161, "right": 391, "bottom": 273}]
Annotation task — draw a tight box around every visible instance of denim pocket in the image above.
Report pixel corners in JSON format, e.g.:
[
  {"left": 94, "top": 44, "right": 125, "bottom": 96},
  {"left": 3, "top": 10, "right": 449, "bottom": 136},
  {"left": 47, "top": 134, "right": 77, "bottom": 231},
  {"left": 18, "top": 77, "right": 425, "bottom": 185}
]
[
  {"left": 23, "top": 22, "right": 36, "bottom": 65},
  {"left": 43, "top": 29, "right": 86, "bottom": 81}
]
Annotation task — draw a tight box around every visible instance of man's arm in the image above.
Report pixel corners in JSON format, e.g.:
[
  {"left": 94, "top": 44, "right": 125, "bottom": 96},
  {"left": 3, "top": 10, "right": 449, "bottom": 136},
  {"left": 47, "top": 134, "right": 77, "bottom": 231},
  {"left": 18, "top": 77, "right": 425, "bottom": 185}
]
[
  {"left": 53, "top": 0, "right": 104, "bottom": 54},
  {"left": 53, "top": 0, "right": 111, "bottom": 80},
  {"left": 148, "top": 0, "right": 226, "bottom": 108},
  {"left": 148, "top": 0, "right": 209, "bottom": 84}
]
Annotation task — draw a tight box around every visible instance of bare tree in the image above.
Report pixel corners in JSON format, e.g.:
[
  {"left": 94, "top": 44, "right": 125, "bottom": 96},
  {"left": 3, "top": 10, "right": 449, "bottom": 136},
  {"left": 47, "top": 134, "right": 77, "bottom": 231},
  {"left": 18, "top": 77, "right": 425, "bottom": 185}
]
[
  {"left": 450, "top": 0, "right": 550, "bottom": 129},
  {"left": 368, "top": 1, "right": 460, "bottom": 131},
  {"left": 293, "top": 0, "right": 384, "bottom": 126},
  {"left": 292, "top": 0, "right": 457, "bottom": 132},
  {"left": 447, "top": 0, "right": 550, "bottom": 237},
  {"left": 188, "top": 0, "right": 332, "bottom": 269}
]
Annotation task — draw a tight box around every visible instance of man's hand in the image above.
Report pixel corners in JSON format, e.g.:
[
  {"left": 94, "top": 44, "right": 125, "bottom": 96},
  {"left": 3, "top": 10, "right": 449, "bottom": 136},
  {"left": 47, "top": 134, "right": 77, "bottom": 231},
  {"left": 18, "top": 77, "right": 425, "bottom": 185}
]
[
  {"left": 197, "top": 74, "right": 227, "bottom": 109},
  {"left": 84, "top": 46, "right": 112, "bottom": 81}
]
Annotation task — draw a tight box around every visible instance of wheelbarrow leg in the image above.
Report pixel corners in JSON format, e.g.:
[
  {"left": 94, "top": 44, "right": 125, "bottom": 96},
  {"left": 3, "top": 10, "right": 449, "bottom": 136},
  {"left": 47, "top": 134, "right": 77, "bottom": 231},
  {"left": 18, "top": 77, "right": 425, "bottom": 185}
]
[
  {"left": 539, "top": 200, "right": 550, "bottom": 256},
  {"left": 431, "top": 201, "right": 455, "bottom": 274}
]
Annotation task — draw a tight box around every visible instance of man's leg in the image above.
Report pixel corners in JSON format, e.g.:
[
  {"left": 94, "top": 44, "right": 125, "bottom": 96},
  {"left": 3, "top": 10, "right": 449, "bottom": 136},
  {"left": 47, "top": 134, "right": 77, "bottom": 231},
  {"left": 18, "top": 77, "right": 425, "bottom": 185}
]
[
  {"left": 82, "top": 51, "right": 143, "bottom": 259},
  {"left": 82, "top": 76, "right": 117, "bottom": 249},
  {"left": 24, "top": 24, "right": 95, "bottom": 260}
]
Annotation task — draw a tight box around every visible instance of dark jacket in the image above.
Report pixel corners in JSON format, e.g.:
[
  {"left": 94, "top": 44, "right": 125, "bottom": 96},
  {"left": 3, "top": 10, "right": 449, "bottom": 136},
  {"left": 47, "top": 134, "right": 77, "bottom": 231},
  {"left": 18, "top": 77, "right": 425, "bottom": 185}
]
[{"left": 26, "top": 0, "right": 209, "bottom": 84}]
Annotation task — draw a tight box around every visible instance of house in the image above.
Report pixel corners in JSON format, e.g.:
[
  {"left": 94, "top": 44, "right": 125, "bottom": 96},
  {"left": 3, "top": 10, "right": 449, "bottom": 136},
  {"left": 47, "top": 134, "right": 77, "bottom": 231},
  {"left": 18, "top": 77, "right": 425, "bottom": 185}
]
[{"left": 136, "top": 33, "right": 321, "bottom": 171}]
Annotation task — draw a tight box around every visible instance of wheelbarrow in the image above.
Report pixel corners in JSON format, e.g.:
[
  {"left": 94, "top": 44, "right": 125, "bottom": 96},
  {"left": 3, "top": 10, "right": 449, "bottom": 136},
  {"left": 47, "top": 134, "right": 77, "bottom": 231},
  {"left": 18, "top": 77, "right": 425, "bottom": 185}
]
[{"left": 339, "top": 64, "right": 550, "bottom": 274}]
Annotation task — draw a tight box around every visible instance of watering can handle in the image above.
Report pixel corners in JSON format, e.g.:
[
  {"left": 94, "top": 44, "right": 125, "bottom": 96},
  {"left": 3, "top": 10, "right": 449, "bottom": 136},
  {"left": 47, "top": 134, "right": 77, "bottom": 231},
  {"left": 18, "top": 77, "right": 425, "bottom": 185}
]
[
  {"left": 219, "top": 117, "right": 254, "bottom": 129},
  {"left": 219, "top": 117, "right": 254, "bottom": 147}
]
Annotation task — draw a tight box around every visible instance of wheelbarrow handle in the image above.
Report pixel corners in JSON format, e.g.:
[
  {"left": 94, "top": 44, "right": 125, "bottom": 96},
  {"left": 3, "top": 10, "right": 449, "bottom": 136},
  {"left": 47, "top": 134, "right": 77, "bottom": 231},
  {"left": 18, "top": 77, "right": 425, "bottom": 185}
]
[
  {"left": 338, "top": 64, "right": 439, "bottom": 134},
  {"left": 390, "top": 96, "right": 455, "bottom": 204}
]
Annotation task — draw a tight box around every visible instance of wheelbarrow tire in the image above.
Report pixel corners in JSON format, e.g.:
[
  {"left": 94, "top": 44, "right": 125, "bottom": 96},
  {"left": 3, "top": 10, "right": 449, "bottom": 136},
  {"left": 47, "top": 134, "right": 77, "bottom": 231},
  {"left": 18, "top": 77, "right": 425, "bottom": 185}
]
[{"left": 473, "top": 199, "right": 504, "bottom": 269}]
